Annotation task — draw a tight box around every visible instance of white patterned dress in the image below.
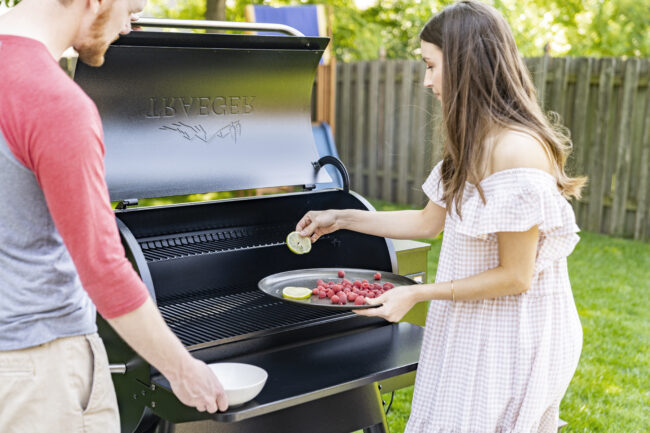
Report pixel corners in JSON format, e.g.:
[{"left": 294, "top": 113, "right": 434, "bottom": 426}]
[{"left": 405, "top": 161, "right": 583, "bottom": 433}]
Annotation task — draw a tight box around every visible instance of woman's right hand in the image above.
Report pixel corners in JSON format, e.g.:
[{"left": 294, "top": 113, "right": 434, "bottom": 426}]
[{"left": 296, "top": 209, "right": 340, "bottom": 243}]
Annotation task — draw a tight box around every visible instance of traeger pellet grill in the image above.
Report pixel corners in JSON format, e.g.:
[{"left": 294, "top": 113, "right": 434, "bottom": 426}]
[{"left": 74, "top": 19, "right": 424, "bottom": 433}]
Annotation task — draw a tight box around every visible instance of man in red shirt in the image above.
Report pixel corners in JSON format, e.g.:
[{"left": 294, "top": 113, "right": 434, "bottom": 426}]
[{"left": 0, "top": 1, "right": 228, "bottom": 431}]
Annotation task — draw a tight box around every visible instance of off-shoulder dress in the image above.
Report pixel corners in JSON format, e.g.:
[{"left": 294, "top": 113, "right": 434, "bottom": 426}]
[{"left": 405, "top": 161, "right": 583, "bottom": 433}]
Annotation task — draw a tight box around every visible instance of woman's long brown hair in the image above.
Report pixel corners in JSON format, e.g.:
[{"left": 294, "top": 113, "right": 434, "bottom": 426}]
[{"left": 420, "top": 0, "right": 586, "bottom": 216}]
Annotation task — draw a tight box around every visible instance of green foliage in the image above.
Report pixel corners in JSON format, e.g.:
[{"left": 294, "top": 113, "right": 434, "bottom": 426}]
[{"left": 140, "top": 0, "right": 648, "bottom": 59}]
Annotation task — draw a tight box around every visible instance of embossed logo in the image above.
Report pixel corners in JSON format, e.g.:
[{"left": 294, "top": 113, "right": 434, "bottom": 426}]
[
  {"left": 159, "top": 121, "right": 242, "bottom": 143},
  {"left": 145, "top": 96, "right": 255, "bottom": 119}
]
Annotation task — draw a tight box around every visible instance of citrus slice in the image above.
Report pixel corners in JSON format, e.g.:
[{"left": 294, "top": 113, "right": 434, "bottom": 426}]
[
  {"left": 286, "top": 231, "right": 312, "bottom": 255},
  {"left": 282, "top": 286, "right": 312, "bottom": 300}
]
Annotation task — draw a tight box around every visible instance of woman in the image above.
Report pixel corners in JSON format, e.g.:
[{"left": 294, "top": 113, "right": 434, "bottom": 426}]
[{"left": 296, "top": 1, "right": 584, "bottom": 432}]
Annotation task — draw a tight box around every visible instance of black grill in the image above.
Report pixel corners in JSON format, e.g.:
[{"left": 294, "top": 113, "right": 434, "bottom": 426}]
[
  {"left": 158, "top": 287, "right": 349, "bottom": 348},
  {"left": 74, "top": 25, "right": 423, "bottom": 433},
  {"left": 139, "top": 224, "right": 291, "bottom": 262}
]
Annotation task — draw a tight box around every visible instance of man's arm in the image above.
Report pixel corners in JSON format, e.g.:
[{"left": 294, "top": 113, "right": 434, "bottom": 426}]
[{"left": 11, "top": 86, "right": 228, "bottom": 412}]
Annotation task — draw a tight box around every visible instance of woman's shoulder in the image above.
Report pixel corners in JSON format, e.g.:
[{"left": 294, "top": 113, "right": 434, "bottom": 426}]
[{"left": 487, "top": 128, "right": 554, "bottom": 177}]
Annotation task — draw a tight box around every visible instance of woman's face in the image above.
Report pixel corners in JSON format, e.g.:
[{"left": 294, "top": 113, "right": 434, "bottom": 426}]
[{"left": 421, "top": 40, "right": 443, "bottom": 102}]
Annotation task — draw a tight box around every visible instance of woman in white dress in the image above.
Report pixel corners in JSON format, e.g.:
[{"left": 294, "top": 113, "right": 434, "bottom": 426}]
[{"left": 296, "top": 1, "right": 585, "bottom": 432}]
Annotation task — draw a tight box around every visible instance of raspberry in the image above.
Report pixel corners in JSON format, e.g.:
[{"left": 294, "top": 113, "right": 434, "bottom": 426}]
[
  {"left": 383, "top": 282, "right": 395, "bottom": 290},
  {"left": 316, "top": 280, "right": 325, "bottom": 286},
  {"left": 362, "top": 280, "right": 369, "bottom": 285},
  {"left": 366, "top": 292, "right": 376, "bottom": 298},
  {"left": 333, "top": 284, "right": 343, "bottom": 293},
  {"left": 354, "top": 296, "right": 366, "bottom": 305},
  {"left": 352, "top": 280, "right": 362, "bottom": 288},
  {"left": 312, "top": 288, "right": 319, "bottom": 295},
  {"left": 342, "top": 279, "right": 351, "bottom": 286},
  {"left": 331, "top": 295, "right": 340, "bottom": 304},
  {"left": 318, "top": 290, "right": 327, "bottom": 299},
  {"left": 374, "top": 272, "right": 382, "bottom": 280},
  {"left": 338, "top": 293, "right": 347, "bottom": 304},
  {"left": 348, "top": 292, "right": 358, "bottom": 301},
  {"left": 327, "top": 289, "right": 334, "bottom": 298},
  {"left": 338, "top": 270, "right": 346, "bottom": 278},
  {"left": 373, "top": 283, "right": 382, "bottom": 290}
]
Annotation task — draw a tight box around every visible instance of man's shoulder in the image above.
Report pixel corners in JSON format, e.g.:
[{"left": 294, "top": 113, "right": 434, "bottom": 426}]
[{"left": 0, "top": 38, "right": 96, "bottom": 119}]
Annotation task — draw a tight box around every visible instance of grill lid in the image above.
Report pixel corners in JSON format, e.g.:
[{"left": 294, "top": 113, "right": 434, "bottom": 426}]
[{"left": 74, "top": 31, "right": 332, "bottom": 201}]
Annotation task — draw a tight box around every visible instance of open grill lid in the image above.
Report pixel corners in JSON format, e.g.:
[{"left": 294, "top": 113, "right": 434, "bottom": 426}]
[{"left": 74, "top": 30, "right": 332, "bottom": 201}]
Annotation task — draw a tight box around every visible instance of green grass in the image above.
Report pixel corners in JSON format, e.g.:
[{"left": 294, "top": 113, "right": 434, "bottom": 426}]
[{"left": 370, "top": 200, "right": 650, "bottom": 433}]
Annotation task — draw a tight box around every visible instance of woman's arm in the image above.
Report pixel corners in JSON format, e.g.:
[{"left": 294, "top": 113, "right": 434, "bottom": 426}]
[
  {"left": 356, "top": 227, "right": 539, "bottom": 322},
  {"left": 296, "top": 200, "right": 446, "bottom": 243}
]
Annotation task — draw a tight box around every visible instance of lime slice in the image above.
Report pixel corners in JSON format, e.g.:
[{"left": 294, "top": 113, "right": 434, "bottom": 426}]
[
  {"left": 282, "top": 286, "right": 312, "bottom": 300},
  {"left": 286, "top": 231, "right": 312, "bottom": 255}
]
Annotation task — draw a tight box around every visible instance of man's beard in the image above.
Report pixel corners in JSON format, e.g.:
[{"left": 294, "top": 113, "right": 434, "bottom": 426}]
[{"left": 75, "top": 8, "right": 114, "bottom": 67}]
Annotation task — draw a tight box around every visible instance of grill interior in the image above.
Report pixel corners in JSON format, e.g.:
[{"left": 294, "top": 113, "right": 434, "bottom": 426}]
[
  {"left": 158, "top": 285, "right": 349, "bottom": 348},
  {"left": 139, "top": 223, "right": 292, "bottom": 262}
]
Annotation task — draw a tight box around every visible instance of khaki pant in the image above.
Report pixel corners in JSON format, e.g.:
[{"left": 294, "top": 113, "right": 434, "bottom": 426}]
[{"left": 0, "top": 333, "right": 120, "bottom": 433}]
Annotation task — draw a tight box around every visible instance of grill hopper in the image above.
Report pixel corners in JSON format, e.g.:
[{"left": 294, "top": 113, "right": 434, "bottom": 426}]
[{"left": 75, "top": 24, "right": 422, "bottom": 433}]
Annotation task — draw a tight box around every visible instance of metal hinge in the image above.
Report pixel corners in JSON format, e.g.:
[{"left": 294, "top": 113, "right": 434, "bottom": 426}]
[{"left": 116, "top": 199, "right": 139, "bottom": 210}]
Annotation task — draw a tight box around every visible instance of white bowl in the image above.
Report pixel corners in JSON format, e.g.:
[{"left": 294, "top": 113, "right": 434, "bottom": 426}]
[{"left": 208, "top": 362, "right": 268, "bottom": 406}]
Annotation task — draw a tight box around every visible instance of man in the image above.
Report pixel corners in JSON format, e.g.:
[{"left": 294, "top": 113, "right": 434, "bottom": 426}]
[{"left": 0, "top": 1, "right": 228, "bottom": 432}]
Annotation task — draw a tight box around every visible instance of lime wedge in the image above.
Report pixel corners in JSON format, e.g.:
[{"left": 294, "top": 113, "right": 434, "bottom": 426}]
[
  {"left": 282, "top": 286, "right": 312, "bottom": 300},
  {"left": 286, "top": 231, "right": 312, "bottom": 255}
]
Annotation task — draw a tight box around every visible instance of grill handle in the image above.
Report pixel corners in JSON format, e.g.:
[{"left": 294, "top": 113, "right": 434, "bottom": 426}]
[
  {"left": 134, "top": 18, "right": 305, "bottom": 37},
  {"left": 313, "top": 156, "right": 350, "bottom": 193},
  {"left": 109, "top": 363, "right": 127, "bottom": 374}
]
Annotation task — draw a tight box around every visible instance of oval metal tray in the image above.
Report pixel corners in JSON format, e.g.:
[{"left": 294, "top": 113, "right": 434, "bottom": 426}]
[{"left": 258, "top": 268, "right": 417, "bottom": 310}]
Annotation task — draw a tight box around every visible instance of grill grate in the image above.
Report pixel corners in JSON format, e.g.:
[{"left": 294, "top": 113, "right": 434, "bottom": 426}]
[
  {"left": 158, "top": 288, "right": 350, "bottom": 348},
  {"left": 139, "top": 223, "right": 292, "bottom": 262}
]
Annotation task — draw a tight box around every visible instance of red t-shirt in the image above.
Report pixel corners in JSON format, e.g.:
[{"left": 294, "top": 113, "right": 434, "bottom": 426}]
[{"left": 0, "top": 35, "right": 148, "bottom": 319}]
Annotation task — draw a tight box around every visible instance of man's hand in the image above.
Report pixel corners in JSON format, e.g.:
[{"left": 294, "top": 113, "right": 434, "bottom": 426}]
[{"left": 167, "top": 356, "right": 228, "bottom": 413}]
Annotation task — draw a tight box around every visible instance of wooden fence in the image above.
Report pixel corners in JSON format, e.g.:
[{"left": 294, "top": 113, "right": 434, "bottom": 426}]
[{"left": 333, "top": 57, "right": 650, "bottom": 241}]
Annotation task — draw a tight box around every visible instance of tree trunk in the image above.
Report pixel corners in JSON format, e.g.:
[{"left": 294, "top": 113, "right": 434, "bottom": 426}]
[{"left": 205, "top": 0, "right": 226, "bottom": 21}]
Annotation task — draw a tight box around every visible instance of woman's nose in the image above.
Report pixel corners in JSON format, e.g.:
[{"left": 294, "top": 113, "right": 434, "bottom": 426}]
[{"left": 423, "top": 69, "right": 433, "bottom": 88}]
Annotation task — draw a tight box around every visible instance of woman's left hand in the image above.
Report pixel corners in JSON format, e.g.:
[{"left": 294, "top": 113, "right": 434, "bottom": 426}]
[{"left": 353, "top": 286, "right": 420, "bottom": 322}]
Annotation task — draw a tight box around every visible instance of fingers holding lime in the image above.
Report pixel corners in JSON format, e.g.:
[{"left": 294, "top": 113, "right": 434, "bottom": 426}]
[{"left": 286, "top": 231, "right": 312, "bottom": 255}]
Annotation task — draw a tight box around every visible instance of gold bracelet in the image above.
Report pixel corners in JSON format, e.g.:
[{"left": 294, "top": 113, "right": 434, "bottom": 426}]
[{"left": 450, "top": 280, "right": 455, "bottom": 302}]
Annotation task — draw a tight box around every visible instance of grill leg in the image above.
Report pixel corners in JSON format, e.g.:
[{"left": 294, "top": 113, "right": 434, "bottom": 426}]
[{"left": 362, "top": 384, "right": 389, "bottom": 433}]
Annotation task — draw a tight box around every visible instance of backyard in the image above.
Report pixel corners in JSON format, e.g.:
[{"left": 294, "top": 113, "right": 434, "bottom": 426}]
[{"left": 371, "top": 200, "right": 650, "bottom": 433}]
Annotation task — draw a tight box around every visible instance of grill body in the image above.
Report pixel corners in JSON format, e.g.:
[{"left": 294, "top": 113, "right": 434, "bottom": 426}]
[{"left": 74, "top": 27, "right": 424, "bottom": 433}]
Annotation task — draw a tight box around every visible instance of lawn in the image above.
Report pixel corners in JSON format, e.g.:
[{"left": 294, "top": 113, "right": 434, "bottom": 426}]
[{"left": 370, "top": 200, "right": 650, "bottom": 433}]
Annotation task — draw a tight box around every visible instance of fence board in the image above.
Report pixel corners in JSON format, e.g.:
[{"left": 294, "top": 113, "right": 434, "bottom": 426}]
[
  {"left": 587, "top": 58, "right": 617, "bottom": 232},
  {"left": 397, "top": 61, "right": 414, "bottom": 204},
  {"left": 550, "top": 57, "right": 570, "bottom": 119},
  {"left": 635, "top": 73, "right": 650, "bottom": 240},
  {"left": 610, "top": 59, "right": 641, "bottom": 236},
  {"left": 412, "top": 65, "right": 427, "bottom": 202},
  {"left": 571, "top": 58, "right": 593, "bottom": 176},
  {"left": 353, "top": 62, "right": 367, "bottom": 192},
  {"left": 382, "top": 61, "right": 397, "bottom": 201},
  {"left": 367, "top": 62, "right": 380, "bottom": 199},
  {"left": 339, "top": 62, "right": 353, "bottom": 167}
]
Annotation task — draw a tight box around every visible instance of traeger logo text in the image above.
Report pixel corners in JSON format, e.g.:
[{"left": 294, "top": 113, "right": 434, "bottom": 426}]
[{"left": 145, "top": 96, "right": 255, "bottom": 118}]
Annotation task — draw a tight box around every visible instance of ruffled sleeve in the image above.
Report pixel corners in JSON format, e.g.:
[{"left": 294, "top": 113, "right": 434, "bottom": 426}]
[
  {"left": 454, "top": 169, "right": 580, "bottom": 274},
  {"left": 422, "top": 161, "right": 446, "bottom": 208}
]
